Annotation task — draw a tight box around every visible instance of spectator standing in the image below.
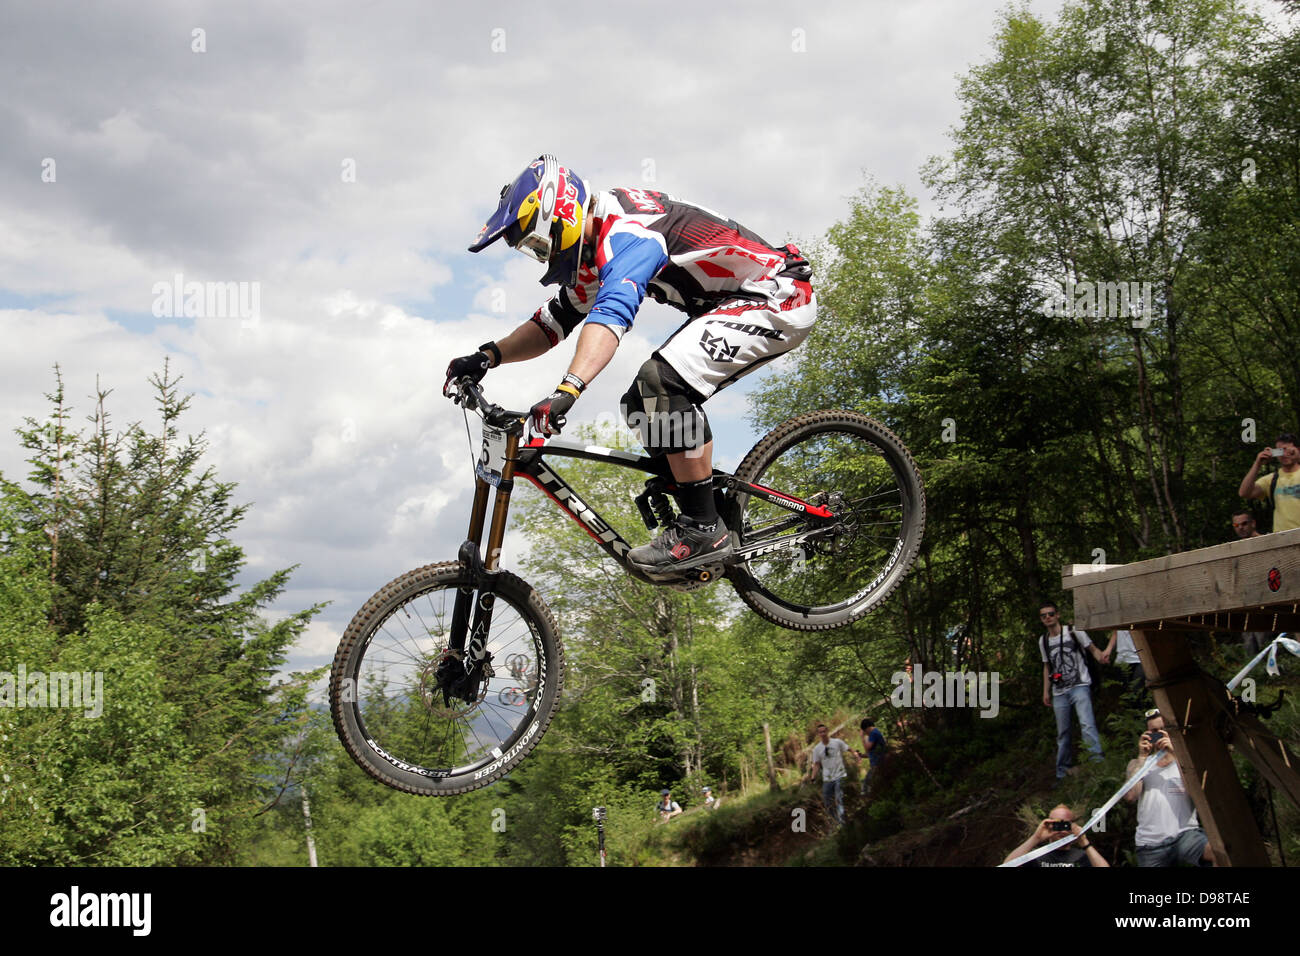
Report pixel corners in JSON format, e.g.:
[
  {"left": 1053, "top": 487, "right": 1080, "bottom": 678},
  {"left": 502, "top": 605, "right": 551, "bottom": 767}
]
[
  {"left": 1229, "top": 511, "right": 1269, "bottom": 654},
  {"left": 1231, "top": 509, "right": 1262, "bottom": 539},
  {"left": 656, "top": 788, "right": 682, "bottom": 822},
  {"left": 1102, "top": 628, "right": 1145, "bottom": 703},
  {"left": 858, "top": 718, "right": 886, "bottom": 797},
  {"left": 807, "top": 722, "right": 852, "bottom": 827},
  {"left": 1039, "top": 603, "right": 1105, "bottom": 781}
]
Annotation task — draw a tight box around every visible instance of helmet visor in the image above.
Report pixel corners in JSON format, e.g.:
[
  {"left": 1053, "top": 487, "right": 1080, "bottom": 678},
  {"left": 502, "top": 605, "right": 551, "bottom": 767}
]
[{"left": 468, "top": 163, "right": 547, "bottom": 254}]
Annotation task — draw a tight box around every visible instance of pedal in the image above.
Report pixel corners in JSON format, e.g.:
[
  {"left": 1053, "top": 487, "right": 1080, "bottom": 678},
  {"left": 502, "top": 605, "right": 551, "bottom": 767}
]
[
  {"left": 693, "top": 564, "right": 723, "bottom": 583},
  {"left": 663, "top": 563, "right": 724, "bottom": 592}
]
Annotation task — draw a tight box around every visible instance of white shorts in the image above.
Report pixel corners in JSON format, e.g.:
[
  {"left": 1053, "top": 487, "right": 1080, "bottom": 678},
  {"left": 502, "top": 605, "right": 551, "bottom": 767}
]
[{"left": 656, "top": 273, "right": 817, "bottom": 400}]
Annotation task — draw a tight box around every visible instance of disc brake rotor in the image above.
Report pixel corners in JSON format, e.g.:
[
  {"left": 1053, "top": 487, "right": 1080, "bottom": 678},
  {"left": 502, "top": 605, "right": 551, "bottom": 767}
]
[{"left": 422, "top": 647, "right": 489, "bottom": 719}]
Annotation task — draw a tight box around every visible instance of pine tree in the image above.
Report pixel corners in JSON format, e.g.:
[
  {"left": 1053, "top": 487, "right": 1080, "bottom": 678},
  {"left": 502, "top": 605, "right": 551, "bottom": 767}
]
[{"left": 0, "top": 363, "right": 324, "bottom": 864}]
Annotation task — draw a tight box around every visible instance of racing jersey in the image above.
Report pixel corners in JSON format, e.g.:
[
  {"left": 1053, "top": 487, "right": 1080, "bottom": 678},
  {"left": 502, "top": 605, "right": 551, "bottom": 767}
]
[{"left": 528, "top": 187, "right": 806, "bottom": 346}]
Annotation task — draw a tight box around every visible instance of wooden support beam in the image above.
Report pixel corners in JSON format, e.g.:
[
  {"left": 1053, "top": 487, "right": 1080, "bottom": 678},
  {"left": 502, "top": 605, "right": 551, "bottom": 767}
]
[
  {"left": 1134, "top": 630, "right": 1270, "bottom": 866},
  {"left": 1217, "top": 695, "right": 1300, "bottom": 812}
]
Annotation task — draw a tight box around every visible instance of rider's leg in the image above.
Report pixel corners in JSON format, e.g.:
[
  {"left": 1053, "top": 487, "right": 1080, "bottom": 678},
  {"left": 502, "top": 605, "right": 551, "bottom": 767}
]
[
  {"left": 667, "top": 441, "right": 715, "bottom": 525},
  {"left": 625, "top": 262, "right": 817, "bottom": 573},
  {"left": 622, "top": 361, "right": 729, "bottom": 571}
]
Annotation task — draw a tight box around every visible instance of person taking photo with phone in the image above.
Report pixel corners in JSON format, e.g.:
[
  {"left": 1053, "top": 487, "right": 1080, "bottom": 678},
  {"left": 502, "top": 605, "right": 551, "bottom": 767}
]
[
  {"left": 1238, "top": 433, "right": 1300, "bottom": 532},
  {"left": 1124, "top": 710, "right": 1216, "bottom": 867},
  {"left": 1003, "top": 804, "right": 1108, "bottom": 867}
]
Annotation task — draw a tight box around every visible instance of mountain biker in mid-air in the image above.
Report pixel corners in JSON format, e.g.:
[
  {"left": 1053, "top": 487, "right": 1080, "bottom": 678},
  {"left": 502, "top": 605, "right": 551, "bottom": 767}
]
[{"left": 444, "top": 155, "right": 817, "bottom": 578}]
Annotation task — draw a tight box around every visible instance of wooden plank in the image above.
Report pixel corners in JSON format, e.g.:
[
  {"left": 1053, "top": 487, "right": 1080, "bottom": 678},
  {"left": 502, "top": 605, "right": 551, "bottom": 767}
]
[
  {"left": 1064, "top": 530, "right": 1300, "bottom": 631},
  {"left": 1134, "top": 630, "right": 1270, "bottom": 866},
  {"left": 1064, "top": 528, "right": 1300, "bottom": 585}
]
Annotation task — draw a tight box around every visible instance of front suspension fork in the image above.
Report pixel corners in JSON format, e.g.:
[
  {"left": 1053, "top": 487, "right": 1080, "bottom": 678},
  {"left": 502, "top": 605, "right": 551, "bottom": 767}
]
[{"left": 446, "top": 430, "right": 520, "bottom": 699}]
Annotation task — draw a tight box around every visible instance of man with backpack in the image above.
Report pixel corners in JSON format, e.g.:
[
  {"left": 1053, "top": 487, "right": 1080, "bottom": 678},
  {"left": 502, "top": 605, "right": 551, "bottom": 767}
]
[
  {"left": 1237, "top": 433, "right": 1300, "bottom": 533},
  {"left": 1039, "top": 603, "right": 1105, "bottom": 781}
]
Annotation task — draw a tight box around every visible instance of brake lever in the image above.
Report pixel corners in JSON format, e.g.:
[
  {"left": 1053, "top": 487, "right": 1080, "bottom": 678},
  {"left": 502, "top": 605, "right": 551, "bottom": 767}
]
[{"left": 455, "top": 377, "right": 481, "bottom": 411}]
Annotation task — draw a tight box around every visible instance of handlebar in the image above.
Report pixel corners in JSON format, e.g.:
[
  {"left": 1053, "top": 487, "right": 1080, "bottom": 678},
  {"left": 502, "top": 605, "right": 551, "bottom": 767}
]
[{"left": 449, "top": 378, "right": 532, "bottom": 432}]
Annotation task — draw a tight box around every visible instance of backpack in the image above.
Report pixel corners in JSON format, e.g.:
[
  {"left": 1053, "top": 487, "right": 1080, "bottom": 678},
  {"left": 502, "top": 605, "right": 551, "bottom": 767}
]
[
  {"left": 1040, "top": 625, "right": 1101, "bottom": 695},
  {"left": 1263, "top": 469, "right": 1281, "bottom": 533}
]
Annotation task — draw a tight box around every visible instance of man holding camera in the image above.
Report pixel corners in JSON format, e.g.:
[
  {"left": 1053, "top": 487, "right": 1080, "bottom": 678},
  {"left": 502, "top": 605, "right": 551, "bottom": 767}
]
[
  {"left": 1003, "top": 804, "right": 1108, "bottom": 867},
  {"left": 1124, "top": 710, "right": 1215, "bottom": 866},
  {"left": 1039, "top": 603, "right": 1105, "bottom": 781},
  {"left": 1238, "top": 433, "right": 1300, "bottom": 532}
]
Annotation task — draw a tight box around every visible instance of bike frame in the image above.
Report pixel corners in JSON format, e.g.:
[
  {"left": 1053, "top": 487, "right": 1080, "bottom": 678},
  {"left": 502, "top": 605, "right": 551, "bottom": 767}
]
[{"left": 446, "top": 381, "right": 839, "bottom": 660}]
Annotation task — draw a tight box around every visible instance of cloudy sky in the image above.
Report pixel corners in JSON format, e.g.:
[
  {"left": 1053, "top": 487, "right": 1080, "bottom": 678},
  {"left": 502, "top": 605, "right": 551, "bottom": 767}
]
[{"left": 1, "top": 0, "right": 1084, "bottom": 678}]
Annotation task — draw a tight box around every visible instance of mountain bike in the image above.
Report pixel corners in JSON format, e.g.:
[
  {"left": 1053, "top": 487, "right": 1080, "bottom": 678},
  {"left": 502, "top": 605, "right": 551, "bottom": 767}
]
[{"left": 329, "top": 378, "right": 925, "bottom": 795}]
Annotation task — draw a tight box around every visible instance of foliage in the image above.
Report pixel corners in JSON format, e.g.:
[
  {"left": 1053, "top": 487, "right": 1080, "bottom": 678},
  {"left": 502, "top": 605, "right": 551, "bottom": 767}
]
[{"left": 0, "top": 365, "right": 322, "bottom": 865}]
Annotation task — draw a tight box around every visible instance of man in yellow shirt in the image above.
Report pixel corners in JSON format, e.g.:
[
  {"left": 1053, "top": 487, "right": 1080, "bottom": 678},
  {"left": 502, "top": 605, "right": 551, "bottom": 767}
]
[{"left": 1238, "top": 433, "right": 1300, "bottom": 532}]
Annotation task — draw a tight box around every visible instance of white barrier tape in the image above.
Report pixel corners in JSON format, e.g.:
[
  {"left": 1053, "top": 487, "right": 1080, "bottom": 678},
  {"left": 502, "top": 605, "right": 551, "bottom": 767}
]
[
  {"left": 1267, "top": 634, "right": 1299, "bottom": 677},
  {"left": 1227, "top": 634, "right": 1298, "bottom": 690},
  {"left": 1000, "top": 752, "right": 1164, "bottom": 867}
]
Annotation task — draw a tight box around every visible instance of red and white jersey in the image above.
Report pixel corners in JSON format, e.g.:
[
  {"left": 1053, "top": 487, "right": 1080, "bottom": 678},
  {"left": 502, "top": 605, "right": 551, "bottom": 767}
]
[{"left": 528, "top": 187, "right": 808, "bottom": 346}]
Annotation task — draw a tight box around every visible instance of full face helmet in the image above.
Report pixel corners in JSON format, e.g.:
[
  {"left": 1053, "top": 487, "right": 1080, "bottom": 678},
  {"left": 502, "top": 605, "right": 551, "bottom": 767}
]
[{"left": 468, "top": 155, "right": 591, "bottom": 286}]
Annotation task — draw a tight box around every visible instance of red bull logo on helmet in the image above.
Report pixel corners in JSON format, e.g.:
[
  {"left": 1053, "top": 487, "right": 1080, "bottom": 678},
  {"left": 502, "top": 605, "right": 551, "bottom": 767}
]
[{"left": 553, "top": 168, "right": 580, "bottom": 225}]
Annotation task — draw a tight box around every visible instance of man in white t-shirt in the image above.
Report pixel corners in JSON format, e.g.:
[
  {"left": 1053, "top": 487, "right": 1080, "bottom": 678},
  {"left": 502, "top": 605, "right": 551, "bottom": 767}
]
[
  {"left": 807, "top": 722, "right": 852, "bottom": 826},
  {"left": 1124, "top": 711, "right": 1215, "bottom": 866},
  {"left": 1039, "top": 603, "right": 1105, "bottom": 780},
  {"left": 1103, "top": 628, "right": 1145, "bottom": 702}
]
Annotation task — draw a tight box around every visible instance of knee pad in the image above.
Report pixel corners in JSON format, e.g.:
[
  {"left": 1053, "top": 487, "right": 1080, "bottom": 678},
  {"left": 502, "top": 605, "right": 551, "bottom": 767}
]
[{"left": 620, "top": 357, "right": 712, "bottom": 456}]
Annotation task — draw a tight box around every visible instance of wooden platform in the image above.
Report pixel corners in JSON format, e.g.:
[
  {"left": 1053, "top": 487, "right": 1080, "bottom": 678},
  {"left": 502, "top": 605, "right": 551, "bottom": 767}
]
[
  {"left": 1063, "top": 529, "right": 1300, "bottom": 867},
  {"left": 1064, "top": 528, "right": 1300, "bottom": 633}
]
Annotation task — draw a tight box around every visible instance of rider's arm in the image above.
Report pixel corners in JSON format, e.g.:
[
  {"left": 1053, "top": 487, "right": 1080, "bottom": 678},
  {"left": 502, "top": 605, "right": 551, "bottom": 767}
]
[
  {"left": 493, "top": 320, "right": 558, "bottom": 365},
  {"left": 500, "top": 281, "right": 601, "bottom": 364},
  {"left": 582, "top": 223, "right": 669, "bottom": 341},
  {"left": 535, "top": 224, "right": 667, "bottom": 388},
  {"left": 566, "top": 324, "right": 620, "bottom": 384}
]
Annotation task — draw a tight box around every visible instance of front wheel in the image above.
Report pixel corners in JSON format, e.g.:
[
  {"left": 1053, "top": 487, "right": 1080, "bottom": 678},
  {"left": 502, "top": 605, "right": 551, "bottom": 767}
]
[
  {"left": 330, "top": 562, "right": 564, "bottom": 795},
  {"left": 725, "top": 410, "right": 925, "bottom": 631}
]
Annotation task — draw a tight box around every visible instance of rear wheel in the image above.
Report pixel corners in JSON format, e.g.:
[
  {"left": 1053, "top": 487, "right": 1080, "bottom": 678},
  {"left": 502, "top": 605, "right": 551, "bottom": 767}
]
[
  {"left": 330, "top": 562, "right": 563, "bottom": 795},
  {"left": 725, "top": 410, "right": 924, "bottom": 631}
]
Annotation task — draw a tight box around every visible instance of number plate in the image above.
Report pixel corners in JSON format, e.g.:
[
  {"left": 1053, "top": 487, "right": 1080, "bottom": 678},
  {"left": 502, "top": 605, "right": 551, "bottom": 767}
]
[{"left": 475, "top": 425, "right": 509, "bottom": 486}]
